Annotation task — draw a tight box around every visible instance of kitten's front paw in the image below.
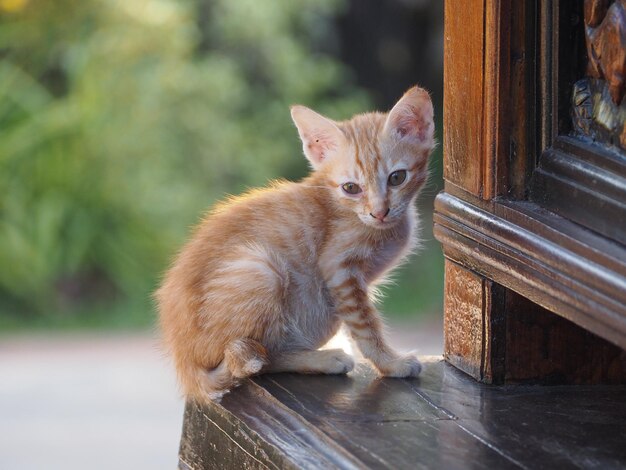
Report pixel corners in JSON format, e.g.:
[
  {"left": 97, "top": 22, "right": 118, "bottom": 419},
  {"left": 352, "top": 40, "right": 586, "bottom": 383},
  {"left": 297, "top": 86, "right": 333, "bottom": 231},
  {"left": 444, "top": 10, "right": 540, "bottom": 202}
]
[
  {"left": 378, "top": 354, "right": 422, "bottom": 378},
  {"left": 321, "top": 349, "right": 355, "bottom": 374}
]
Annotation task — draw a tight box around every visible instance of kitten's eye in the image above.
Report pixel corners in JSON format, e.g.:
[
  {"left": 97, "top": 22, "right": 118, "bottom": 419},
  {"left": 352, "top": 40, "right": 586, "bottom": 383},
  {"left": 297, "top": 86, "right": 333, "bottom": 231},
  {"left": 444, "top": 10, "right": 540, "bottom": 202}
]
[
  {"left": 342, "top": 182, "right": 362, "bottom": 195},
  {"left": 388, "top": 170, "right": 407, "bottom": 186}
]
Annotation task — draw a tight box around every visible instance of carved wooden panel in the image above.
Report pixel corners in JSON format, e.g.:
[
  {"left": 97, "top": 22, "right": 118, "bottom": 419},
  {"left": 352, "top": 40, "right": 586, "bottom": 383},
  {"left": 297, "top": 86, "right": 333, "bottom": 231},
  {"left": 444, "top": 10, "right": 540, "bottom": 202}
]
[
  {"left": 585, "top": 0, "right": 626, "bottom": 103},
  {"left": 572, "top": 0, "right": 626, "bottom": 150}
]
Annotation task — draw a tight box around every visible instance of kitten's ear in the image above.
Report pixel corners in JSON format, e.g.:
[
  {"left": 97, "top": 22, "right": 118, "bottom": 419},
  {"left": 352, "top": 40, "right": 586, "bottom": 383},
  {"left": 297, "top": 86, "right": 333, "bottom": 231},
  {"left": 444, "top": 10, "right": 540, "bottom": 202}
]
[
  {"left": 384, "top": 86, "right": 434, "bottom": 144},
  {"left": 291, "top": 105, "right": 344, "bottom": 169}
]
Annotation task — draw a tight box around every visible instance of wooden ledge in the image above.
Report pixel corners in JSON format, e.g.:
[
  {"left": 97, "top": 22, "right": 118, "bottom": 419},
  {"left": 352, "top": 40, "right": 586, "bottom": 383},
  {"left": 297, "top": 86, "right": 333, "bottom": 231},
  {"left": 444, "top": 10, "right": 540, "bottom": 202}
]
[
  {"left": 434, "top": 192, "right": 626, "bottom": 349},
  {"left": 178, "top": 358, "right": 626, "bottom": 469}
]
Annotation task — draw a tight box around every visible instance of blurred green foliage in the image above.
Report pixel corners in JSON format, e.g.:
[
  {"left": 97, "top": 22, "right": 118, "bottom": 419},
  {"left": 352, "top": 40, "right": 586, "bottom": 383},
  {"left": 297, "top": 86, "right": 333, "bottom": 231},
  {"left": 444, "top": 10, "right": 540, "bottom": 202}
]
[{"left": 0, "top": 0, "right": 441, "bottom": 329}]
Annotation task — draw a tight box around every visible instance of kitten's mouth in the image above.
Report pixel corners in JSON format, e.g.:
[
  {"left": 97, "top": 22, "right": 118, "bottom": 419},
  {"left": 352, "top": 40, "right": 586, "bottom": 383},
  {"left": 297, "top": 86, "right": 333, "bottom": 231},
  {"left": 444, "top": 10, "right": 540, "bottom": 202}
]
[{"left": 361, "top": 215, "right": 396, "bottom": 229}]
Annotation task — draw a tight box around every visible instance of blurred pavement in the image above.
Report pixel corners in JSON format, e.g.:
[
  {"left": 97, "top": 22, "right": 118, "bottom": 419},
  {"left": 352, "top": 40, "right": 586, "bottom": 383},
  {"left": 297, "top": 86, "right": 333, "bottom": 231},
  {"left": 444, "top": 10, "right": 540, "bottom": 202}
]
[
  {"left": 0, "top": 317, "right": 442, "bottom": 470},
  {"left": 0, "top": 334, "right": 183, "bottom": 470}
]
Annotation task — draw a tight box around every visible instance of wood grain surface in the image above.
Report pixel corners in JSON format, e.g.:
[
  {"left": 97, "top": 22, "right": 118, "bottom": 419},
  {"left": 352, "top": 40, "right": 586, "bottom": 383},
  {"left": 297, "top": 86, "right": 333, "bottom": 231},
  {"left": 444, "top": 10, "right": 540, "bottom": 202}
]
[
  {"left": 443, "top": 261, "right": 506, "bottom": 384},
  {"left": 443, "top": 0, "right": 484, "bottom": 196},
  {"left": 179, "top": 359, "right": 626, "bottom": 469}
]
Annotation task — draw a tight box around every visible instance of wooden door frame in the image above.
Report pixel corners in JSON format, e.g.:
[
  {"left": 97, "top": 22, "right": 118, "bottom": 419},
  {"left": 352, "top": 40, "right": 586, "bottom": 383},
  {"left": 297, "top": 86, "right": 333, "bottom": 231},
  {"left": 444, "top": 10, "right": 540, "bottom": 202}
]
[{"left": 436, "top": 0, "right": 626, "bottom": 383}]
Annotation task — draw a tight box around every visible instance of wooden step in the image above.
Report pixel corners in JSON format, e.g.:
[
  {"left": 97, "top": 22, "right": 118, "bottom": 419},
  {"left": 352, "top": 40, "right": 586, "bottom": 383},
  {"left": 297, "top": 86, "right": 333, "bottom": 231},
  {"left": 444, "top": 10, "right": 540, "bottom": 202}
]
[{"left": 178, "top": 357, "right": 626, "bottom": 469}]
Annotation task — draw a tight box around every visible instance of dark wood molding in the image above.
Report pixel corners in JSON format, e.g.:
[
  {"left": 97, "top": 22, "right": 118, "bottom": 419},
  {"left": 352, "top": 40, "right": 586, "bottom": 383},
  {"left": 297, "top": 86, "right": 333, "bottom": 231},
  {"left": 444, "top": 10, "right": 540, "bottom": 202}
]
[
  {"left": 434, "top": 192, "right": 626, "bottom": 350},
  {"left": 507, "top": 0, "right": 538, "bottom": 199},
  {"left": 530, "top": 136, "right": 626, "bottom": 244}
]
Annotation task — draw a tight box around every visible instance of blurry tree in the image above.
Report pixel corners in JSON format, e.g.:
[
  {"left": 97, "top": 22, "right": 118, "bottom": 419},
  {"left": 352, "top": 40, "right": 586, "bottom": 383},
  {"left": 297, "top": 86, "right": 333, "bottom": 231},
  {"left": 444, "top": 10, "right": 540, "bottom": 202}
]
[
  {"left": 0, "top": 0, "right": 369, "bottom": 326},
  {"left": 337, "top": 0, "right": 443, "bottom": 111}
]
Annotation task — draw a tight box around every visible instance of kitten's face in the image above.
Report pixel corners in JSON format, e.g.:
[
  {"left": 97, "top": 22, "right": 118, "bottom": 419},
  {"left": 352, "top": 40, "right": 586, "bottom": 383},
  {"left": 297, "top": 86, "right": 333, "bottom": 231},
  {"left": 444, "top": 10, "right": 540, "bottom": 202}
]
[
  {"left": 327, "top": 114, "right": 431, "bottom": 229},
  {"left": 292, "top": 86, "right": 435, "bottom": 230}
]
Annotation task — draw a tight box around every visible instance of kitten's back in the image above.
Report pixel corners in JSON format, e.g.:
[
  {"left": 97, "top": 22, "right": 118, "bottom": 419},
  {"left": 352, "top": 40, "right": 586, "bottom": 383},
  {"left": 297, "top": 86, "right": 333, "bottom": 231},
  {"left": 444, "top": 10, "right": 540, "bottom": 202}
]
[{"left": 156, "top": 177, "right": 337, "bottom": 399}]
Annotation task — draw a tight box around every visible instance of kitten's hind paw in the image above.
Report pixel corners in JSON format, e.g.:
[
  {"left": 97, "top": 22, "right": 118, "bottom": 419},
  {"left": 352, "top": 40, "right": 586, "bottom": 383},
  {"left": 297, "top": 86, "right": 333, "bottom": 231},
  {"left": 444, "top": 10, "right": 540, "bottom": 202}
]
[
  {"left": 378, "top": 354, "right": 422, "bottom": 378},
  {"left": 206, "top": 389, "right": 228, "bottom": 403},
  {"left": 225, "top": 338, "right": 269, "bottom": 379},
  {"left": 241, "top": 357, "right": 265, "bottom": 376}
]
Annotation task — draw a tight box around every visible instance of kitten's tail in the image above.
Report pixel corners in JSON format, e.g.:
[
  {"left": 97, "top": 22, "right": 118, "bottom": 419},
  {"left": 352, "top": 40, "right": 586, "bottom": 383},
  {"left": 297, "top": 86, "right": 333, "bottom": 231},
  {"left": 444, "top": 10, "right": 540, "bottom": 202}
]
[{"left": 183, "top": 338, "right": 269, "bottom": 403}]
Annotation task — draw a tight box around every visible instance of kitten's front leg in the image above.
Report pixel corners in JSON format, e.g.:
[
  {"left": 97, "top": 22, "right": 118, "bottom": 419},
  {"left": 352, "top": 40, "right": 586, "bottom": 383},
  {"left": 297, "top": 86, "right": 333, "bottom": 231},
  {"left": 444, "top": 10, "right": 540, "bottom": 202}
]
[{"left": 330, "top": 274, "right": 422, "bottom": 377}]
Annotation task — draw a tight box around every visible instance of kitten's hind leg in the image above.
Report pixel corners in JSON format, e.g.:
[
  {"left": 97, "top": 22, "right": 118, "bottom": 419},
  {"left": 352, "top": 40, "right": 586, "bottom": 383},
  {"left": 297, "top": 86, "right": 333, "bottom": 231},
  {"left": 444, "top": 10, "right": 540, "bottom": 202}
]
[
  {"left": 189, "top": 338, "right": 269, "bottom": 403},
  {"left": 224, "top": 338, "right": 269, "bottom": 379},
  {"left": 267, "top": 349, "right": 355, "bottom": 375},
  {"left": 197, "top": 362, "right": 234, "bottom": 402}
]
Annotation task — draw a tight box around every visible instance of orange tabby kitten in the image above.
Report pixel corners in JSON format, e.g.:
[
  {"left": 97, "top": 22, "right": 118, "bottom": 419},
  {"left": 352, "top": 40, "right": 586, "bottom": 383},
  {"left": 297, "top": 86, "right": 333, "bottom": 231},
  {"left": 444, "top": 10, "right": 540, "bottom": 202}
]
[{"left": 156, "top": 86, "right": 435, "bottom": 402}]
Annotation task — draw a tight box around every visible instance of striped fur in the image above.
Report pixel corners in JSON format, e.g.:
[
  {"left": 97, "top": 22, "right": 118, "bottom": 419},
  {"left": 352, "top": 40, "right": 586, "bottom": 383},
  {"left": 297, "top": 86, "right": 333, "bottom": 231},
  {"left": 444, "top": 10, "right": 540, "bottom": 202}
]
[{"left": 156, "top": 86, "right": 435, "bottom": 402}]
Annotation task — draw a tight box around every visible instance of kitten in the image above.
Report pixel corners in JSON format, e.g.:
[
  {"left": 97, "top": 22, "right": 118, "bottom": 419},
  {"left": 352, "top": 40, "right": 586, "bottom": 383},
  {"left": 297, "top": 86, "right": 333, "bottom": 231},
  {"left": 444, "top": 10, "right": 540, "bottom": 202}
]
[{"left": 156, "top": 86, "right": 435, "bottom": 402}]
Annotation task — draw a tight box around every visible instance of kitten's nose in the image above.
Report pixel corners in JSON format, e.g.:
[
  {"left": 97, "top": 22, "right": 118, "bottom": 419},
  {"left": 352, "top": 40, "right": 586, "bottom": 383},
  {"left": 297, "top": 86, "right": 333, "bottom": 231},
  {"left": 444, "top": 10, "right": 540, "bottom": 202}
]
[{"left": 370, "top": 208, "right": 390, "bottom": 221}]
